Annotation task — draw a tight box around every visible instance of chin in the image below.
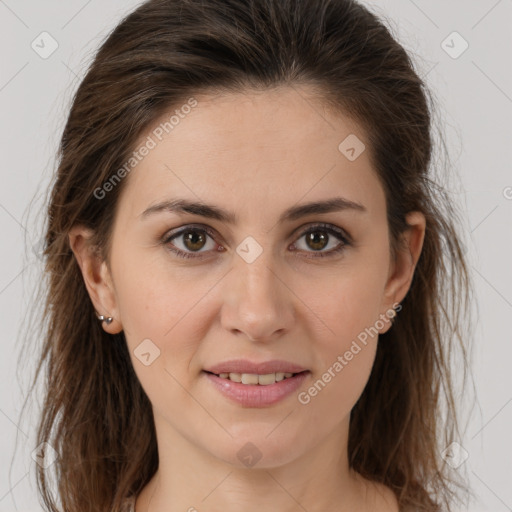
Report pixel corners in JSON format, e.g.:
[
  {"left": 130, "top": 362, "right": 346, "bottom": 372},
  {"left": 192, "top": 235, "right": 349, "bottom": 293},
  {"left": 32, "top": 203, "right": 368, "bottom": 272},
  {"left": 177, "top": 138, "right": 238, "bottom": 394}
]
[{"left": 204, "top": 429, "right": 305, "bottom": 470}]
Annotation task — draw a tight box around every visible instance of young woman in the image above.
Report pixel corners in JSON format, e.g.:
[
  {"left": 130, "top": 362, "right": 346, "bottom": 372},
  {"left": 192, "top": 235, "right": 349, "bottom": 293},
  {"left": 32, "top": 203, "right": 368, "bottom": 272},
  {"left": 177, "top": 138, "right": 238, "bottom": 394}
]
[{"left": 28, "top": 0, "right": 473, "bottom": 510}]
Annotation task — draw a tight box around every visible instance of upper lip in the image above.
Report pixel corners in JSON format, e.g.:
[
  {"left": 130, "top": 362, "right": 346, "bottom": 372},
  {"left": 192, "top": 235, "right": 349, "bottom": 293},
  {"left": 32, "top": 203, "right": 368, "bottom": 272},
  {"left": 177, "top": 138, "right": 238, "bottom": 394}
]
[{"left": 204, "top": 359, "right": 308, "bottom": 375}]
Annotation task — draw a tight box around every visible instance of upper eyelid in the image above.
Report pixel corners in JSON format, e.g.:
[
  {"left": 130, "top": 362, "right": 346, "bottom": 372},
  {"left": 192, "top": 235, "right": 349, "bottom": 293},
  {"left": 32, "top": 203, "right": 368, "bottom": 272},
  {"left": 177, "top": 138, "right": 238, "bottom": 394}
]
[{"left": 163, "top": 223, "right": 220, "bottom": 244}]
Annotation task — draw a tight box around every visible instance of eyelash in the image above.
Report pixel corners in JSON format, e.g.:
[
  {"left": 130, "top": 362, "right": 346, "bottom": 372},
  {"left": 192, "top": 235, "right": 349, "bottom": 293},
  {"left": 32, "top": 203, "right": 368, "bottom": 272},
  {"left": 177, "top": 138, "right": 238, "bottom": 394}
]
[{"left": 162, "top": 222, "right": 351, "bottom": 260}]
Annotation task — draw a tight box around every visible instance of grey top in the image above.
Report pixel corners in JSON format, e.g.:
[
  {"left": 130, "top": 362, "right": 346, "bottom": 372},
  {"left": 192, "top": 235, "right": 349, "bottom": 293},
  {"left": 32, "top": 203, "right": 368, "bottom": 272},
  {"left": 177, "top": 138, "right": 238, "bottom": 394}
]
[{"left": 119, "top": 494, "right": 136, "bottom": 512}]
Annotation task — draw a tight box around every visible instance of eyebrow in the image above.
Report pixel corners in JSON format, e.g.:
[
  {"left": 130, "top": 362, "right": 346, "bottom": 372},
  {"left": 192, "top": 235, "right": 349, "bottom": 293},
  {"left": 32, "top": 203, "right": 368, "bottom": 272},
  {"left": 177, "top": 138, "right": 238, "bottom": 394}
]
[{"left": 140, "top": 196, "right": 367, "bottom": 224}]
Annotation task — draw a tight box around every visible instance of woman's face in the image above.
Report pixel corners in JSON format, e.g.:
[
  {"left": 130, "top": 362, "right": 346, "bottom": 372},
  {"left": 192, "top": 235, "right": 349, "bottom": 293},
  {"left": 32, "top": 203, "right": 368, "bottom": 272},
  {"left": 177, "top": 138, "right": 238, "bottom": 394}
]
[{"left": 81, "top": 86, "right": 423, "bottom": 469}]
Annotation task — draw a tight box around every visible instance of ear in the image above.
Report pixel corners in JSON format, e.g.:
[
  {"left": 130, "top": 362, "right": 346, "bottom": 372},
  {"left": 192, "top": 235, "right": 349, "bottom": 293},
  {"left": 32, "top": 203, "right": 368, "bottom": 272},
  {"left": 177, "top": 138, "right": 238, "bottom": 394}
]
[
  {"left": 378, "top": 211, "right": 426, "bottom": 334},
  {"left": 68, "top": 225, "right": 123, "bottom": 334}
]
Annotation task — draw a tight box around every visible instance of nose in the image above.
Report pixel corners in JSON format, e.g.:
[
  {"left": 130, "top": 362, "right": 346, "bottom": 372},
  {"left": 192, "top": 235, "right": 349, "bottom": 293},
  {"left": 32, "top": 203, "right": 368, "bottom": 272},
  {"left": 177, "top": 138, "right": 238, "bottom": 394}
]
[{"left": 220, "top": 250, "right": 295, "bottom": 342}]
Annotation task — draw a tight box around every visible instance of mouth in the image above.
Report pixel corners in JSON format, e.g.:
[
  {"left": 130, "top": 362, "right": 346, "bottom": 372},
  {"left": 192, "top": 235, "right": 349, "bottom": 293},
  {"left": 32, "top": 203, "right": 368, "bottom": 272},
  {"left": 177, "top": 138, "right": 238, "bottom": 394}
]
[
  {"left": 203, "top": 358, "right": 308, "bottom": 376},
  {"left": 203, "top": 370, "right": 308, "bottom": 385},
  {"left": 202, "top": 361, "right": 311, "bottom": 407}
]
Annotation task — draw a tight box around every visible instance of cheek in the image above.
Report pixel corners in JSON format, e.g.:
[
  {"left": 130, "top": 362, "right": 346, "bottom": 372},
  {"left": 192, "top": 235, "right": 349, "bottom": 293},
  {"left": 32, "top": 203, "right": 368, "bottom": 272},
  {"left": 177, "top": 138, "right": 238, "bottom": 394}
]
[
  {"left": 299, "top": 343, "right": 377, "bottom": 427},
  {"left": 112, "top": 238, "right": 192, "bottom": 333},
  {"left": 293, "top": 251, "right": 389, "bottom": 411},
  {"left": 112, "top": 249, "right": 218, "bottom": 376},
  {"left": 113, "top": 266, "right": 173, "bottom": 342},
  {"left": 296, "top": 258, "right": 389, "bottom": 352},
  {"left": 297, "top": 276, "right": 381, "bottom": 420},
  {"left": 112, "top": 264, "right": 208, "bottom": 415}
]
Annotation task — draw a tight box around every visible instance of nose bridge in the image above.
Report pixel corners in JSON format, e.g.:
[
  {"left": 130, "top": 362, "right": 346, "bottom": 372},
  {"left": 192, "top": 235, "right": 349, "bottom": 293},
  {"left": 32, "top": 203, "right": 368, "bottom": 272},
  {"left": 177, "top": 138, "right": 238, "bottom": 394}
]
[
  {"left": 234, "top": 233, "right": 279, "bottom": 290},
  {"left": 235, "top": 244, "right": 281, "bottom": 308},
  {"left": 239, "top": 251, "right": 276, "bottom": 296},
  {"left": 221, "top": 241, "right": 293, "bottom": 340}
]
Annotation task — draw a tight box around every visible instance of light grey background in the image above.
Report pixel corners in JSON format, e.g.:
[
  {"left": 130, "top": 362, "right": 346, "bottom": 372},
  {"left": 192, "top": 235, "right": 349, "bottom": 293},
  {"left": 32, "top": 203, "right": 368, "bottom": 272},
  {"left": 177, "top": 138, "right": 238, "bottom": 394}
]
[{"left": 1, "top": 0, "right": 511, "bottom": 510}]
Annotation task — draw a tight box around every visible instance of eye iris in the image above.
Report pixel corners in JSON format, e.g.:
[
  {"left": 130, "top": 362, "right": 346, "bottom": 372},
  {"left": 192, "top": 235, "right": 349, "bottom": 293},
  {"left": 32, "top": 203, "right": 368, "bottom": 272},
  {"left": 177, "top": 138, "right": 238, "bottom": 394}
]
[
  {"left": 183, "top": 230, "right": 206, "bottom": 251},
  {"left": 306, "top": 231, "right": 328, "bottom": 251}
]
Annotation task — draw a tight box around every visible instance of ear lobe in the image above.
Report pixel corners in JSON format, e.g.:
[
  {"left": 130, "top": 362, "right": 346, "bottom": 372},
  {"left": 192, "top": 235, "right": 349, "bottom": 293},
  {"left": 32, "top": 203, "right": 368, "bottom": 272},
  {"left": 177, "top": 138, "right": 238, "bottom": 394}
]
[
  {"left": 68, "top": 226, "right": 123, "bottom": 334},
  {"left": 380, "top": 211, "right": 426, "bottom": 330}
]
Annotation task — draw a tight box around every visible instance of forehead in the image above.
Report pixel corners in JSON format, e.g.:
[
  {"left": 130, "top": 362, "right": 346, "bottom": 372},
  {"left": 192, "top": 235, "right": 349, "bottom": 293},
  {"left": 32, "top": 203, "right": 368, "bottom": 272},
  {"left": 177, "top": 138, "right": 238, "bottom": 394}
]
[{"left": 117, "top": 86, "right": 385, "bottom": 221}]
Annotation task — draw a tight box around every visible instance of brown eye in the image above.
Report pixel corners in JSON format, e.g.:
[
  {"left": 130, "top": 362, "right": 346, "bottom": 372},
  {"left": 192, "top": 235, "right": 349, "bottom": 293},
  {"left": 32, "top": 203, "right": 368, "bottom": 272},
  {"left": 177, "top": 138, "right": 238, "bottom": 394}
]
[
  {"left": 291, "top": 223, "right": 350, "bottom": 258},
  {"left": 182, "top": 230, "right": 208, "bottom": 251},
  {"left": 304, "top": 231, "right": 329, "bottom": 251},
  {"left": 163, "top": 225, "right": 218, "bottom": 259}
]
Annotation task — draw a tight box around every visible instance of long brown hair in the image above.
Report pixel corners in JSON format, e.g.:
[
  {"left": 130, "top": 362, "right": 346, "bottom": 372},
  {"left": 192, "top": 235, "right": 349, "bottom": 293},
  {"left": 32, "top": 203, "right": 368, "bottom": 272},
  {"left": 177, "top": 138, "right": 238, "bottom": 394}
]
[{"left": 20, "top": 0, "right": 474, "bottom": 510}]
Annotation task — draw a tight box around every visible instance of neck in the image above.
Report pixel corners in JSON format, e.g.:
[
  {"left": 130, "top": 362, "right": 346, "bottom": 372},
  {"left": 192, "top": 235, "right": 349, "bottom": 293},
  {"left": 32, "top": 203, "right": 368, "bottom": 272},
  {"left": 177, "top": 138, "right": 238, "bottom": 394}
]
[{"left": 135, "top": 414, "right": 379, "bottom": 512}]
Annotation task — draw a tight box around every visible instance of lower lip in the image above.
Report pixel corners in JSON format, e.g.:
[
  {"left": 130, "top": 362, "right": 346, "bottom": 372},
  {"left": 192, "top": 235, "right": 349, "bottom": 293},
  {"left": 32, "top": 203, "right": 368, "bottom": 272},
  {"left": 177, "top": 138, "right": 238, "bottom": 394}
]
[{"left": 204, "top": 371, "right": 310, "bottom": 407}]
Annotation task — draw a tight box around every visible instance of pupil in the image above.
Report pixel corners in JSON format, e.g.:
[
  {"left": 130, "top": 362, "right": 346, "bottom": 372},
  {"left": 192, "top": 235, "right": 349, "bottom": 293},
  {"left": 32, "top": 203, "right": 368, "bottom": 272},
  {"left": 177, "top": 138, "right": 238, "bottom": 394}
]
[{"left": 307, "top": 231, "right": 328, "bottom": 251}]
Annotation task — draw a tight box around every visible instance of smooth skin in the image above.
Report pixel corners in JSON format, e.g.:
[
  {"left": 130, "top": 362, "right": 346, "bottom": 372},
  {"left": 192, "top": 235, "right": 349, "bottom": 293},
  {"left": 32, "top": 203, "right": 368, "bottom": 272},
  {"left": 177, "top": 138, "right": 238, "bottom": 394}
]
[{"left": 70, "top": 85, "right": 425, "bottom": 512}]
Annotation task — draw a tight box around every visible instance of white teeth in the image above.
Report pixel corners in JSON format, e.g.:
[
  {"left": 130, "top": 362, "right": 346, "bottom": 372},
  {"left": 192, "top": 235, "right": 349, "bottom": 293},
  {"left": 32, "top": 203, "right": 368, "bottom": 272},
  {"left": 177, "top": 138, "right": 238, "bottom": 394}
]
[
  {"left": 241, "top": 373, "right": 259, "bottom": 385},
  {"left": 258, "top": 373, "right": 276, "bottom": 385},
  {"left": 216, "top": 372, "right": 298, "bottom": 384}
]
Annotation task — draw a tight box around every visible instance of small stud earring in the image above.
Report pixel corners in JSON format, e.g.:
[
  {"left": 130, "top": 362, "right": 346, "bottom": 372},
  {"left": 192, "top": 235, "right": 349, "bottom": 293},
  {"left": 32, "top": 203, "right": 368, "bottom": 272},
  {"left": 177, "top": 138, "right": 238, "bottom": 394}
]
[
  {"left": 389, "top": 306, "right": 399, "bottom": 324},
  {"left": 97, "top": 314, "right": 113, "bottom": 325}
]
